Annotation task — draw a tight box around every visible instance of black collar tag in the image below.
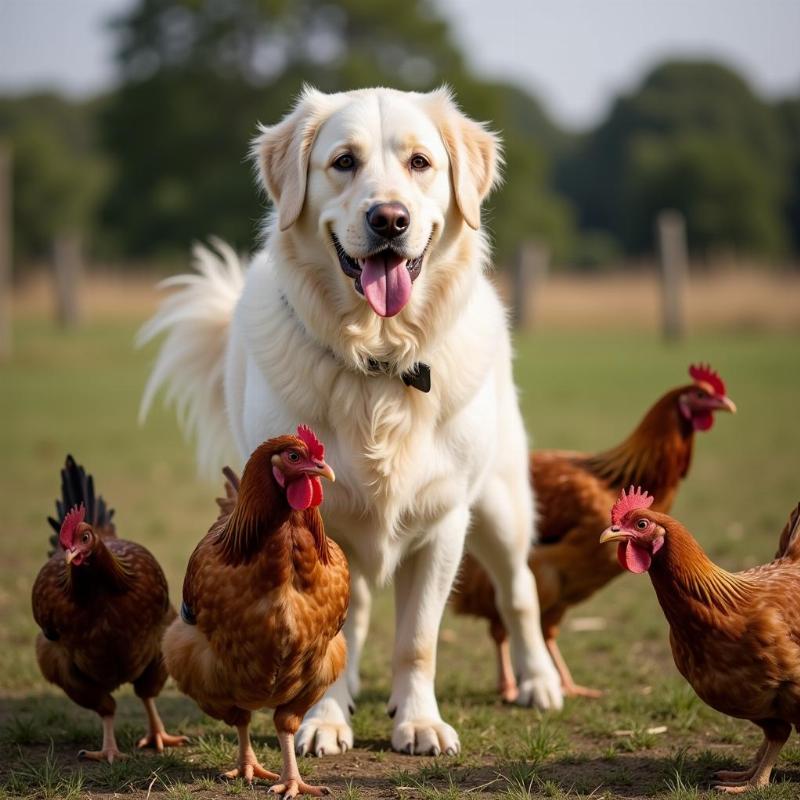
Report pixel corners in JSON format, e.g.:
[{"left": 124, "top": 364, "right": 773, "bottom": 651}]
[
  {"left": 401, "top": 362, "right": 431, "bottom": 393},
  {"left": 366, "top": 359, "right": 431, "bottom": 393}
]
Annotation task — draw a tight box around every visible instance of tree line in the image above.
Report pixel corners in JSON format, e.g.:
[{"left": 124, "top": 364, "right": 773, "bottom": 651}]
[{"left": 1, "top": 0, "right": 798, "bottom": 271}]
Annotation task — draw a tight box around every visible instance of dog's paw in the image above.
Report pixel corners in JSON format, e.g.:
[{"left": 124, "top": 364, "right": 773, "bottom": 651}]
[
  {"left": 295, "top": 698, "right": 354, "bottom": 757},
  {"left": 391, "top": 718, "right": 460, "bottom": 756},
  {"left": 515, "top": 672, "right": 564, "bottom": 711}
]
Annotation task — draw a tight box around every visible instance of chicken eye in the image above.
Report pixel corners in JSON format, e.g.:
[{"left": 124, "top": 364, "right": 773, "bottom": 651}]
[
  {"left": 332, "top": 153, "right": 355, "bottom": 171},
  {"left": 82, "top": 532, "right": 90, "bottom": 543},
  {"left": 636, "top": 519, "right": 648, "bottom": 530},
  {"left": 287, "top": 451, "right": 300, "bottom": 463},
  {"left": 410, "top": 154, "right": 430, "bottom": 171}
]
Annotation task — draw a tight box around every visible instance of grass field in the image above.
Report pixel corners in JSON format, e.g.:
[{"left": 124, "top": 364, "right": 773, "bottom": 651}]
[{"left": 2, "top": 308, "right": 799, "bottom": 799}]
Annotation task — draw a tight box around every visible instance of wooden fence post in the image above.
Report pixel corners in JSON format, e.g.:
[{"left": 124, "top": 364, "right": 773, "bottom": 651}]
[
  {"left": 53, "top": 232, "right": 84, "bottom": 327},
  {"left": 656, "top": 209, "right": 688, "bottom": 341},
  {"left": 511, "top": 240, "right": 549, "bottom": 330},
  {"left": 0, "top": 142, "right": 11, "bottom": 360}
]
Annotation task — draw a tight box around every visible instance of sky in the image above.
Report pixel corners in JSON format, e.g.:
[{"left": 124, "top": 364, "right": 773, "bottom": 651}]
[{"left": 1, "top": 0, "right": 799, "bottom": 130}]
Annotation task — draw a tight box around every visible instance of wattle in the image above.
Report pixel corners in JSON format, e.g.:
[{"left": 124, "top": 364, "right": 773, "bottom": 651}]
[
  {"left": 617, "top": 540, "right": 652, "bottom": 573},
  {"left": 286, "top": 475, "right": 324, "bottom": 510},
  {"left": 692, "top": 412, "right": 714, "bottom": 431}
]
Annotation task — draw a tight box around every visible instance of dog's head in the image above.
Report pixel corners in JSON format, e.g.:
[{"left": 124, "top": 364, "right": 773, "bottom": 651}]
[
  {"left": 252, "top": 86, "right": 500, "bottom": 331},
  {"left": 253, "top": 84, "right": 500, "bottom": 368}
]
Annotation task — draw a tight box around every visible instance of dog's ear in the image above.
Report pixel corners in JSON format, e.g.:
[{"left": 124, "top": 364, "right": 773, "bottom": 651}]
[
  {"left": 429, "top": 88, "right": 502, "bottom": 230},
  {"left": 252, "top": 87, "right": 332, "bottom": 231}
]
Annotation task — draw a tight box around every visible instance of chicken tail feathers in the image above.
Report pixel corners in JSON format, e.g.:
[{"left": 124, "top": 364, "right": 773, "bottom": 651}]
[
  {"left": 215, "top": 466, "right": 242, "bottom": 523},
  {"left": 776, "top": 502, "right": 800, "bottom": 561},
  {"left": 137, "top": 238, "right": 244, "bottom": 480},
  {"left": 47, "top": 455, "right": 116, "bottom": 556}
]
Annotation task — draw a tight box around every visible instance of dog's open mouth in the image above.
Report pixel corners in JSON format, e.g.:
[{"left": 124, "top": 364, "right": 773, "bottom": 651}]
[{"left": 332, "top": 233, "right": 427, "bottom": 318}]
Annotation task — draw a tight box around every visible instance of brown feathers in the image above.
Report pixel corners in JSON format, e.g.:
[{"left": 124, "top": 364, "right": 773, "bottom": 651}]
[
  {"left": 776, "top": 502, "right": 800, "bottom": 561},
  {"left": 164, "top": 441, "right": 350, "bottom": 738},
  {"left": 303, "top": 507, "right": 330, "bottom": 566},
  {"left": 648, "top": 519, "right": 755, "bottom": 617},
  {"left": 634, "top": 505, "right": 800, "bottom": 760},
  {"left": 582, "top": 388, "right": 695, "bottom": 499}
]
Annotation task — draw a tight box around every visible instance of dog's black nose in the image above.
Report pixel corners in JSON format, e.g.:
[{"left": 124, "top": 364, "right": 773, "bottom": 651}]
[{"left": 366, "top": 202, "right": 410, "bottom": 239}]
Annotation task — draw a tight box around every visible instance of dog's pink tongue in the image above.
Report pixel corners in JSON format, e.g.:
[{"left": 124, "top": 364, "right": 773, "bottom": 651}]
[{"left": 360, "top": 253, "right": 412, "bottom": 317}]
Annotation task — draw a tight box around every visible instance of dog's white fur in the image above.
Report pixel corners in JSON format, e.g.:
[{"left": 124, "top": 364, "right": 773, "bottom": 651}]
[{"left": 140, "top": 86, "right": 562, "bottom": 756}]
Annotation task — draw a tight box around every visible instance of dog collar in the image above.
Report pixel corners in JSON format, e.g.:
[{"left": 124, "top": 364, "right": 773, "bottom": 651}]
[
  {"left": 367, "top": 359, "right": 431, "bottom": 393},
  {"left": 279, "top": 293, "right": 431, "bottom": 393}
]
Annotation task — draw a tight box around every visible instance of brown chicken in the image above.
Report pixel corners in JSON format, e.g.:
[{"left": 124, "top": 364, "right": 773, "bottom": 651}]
[
  {"left": 164, "top": 426, "right": 349, "bottom": 798},
  {"left": 452, "top": 363, "right": 736, "bottom": 700},
  {"left": 600, "top": 488, "right": 800, "bottom": 794},
  {"left": 32, "top": 455, "right": 187, "bottom": 762}
]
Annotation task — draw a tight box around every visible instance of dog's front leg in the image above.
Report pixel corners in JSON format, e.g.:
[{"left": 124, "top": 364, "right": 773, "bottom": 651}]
[
  {"left": 468, "top": 476, "right": 564, "bottom": 711},
  {"left": 387, "top": 505, "right": 467, "bottom": 756},
  {"left": 294, "top": 563, "right": 371, "bottom": 756},
  {"left": 345, "top": 568, "right": 372, "bottom": 699}
]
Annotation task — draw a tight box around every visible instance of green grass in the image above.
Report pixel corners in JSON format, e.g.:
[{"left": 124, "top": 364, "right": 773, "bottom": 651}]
[{"left": 2, "top": 316, "right": 799, "bottom": 798}]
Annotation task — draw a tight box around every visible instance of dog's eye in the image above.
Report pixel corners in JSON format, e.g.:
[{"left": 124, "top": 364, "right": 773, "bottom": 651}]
[
  {"left": 332, "top": 153, "right": 355, "bottom": 172},
  {"left": 410, "top": 154, "right": 430, "bottom": 171}
]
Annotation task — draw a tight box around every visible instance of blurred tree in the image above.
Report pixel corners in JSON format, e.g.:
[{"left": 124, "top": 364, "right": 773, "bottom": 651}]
[
  {"left": 775, "top": 96, "right": 800, "bottom": 258},
  {"left": 100, "top": 0, "right": 572, "bottom": 263},
  {"left": 626, "top": 133, "right": 785, "bottom": 255},
  {"left": 558, "top": 60, "right": 790, "bottom": 259},
  {"left": 0, "top": 94, "right": 108, "bottom": 266},
  {"left": 455, "top": 80, "right": 576, "bottom": 264}
]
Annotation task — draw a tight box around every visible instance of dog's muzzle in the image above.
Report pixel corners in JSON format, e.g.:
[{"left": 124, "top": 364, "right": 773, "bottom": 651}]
[{"left": 332, "top": 233, "right": 427, "bottom": 317}]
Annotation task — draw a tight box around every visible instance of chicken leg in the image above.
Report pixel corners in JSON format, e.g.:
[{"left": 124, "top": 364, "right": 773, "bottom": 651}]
[
  {"left": 224, "top": 723, "right": 279, "bottom": 783},
  {"left": 136, "top": 696, "right": 189, "bottom": 752},
  {"left": 78, "top": 715, "right": 125, "bottom": 764},
  {"left": 270, "top": 730, "right": 330, "bottom": 797},
  {"left": 489, "top": 621, "right": 518, "bottom": 703},
  {"left": 713, "top": 737, "right": 768, "bottom": 783},
  {"left": 713, "top": 722, "right": 790, "bottom": 794},
  {"left": 546, "top": 637, "right": 603, "bottom": 698},
  {"left": 495, "top": 638, "right": 519, "bottom": 703}
]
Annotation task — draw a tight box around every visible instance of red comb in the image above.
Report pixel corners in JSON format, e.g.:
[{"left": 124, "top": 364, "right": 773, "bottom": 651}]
[
  {"left": 59, "top": 504, "right": 85, "bottom": 549},
  {"left": 689, "top": 363, "right": 726, "bottom": 396},
  {"left": 297, "top": 425, "right": 325, "bottom": 461},
  {"left": 611, "top": 486, "right": 654, "bottom": 525}
]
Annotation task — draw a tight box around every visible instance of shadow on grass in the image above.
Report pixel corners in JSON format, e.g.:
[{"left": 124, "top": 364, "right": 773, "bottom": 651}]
[{"left": 3, "top": 692, "right": 800, "bottom": 797}]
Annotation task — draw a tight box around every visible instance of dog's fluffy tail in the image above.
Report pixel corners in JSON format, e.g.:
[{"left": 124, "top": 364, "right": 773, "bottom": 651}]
[{"left": 137, "top": 237, "right": 244, "bottom": 478}]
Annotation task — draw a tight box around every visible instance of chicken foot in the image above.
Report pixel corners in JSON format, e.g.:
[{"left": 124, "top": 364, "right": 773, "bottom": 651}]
[
  {"left": 713, "top": 724, "right": 790, "bottom": 794},
  {"left": 224, "top": 723, "right": 279, "bottom": 783},
  {"left": 269, "top": 730, "right": 330, "bottom": 797},
  {"left": 713, "top": 738, "right": 767, "bottom": 783},
  {"left": 78, "top": 714, "right": 125, "bottom": 764},
  {"left": 136, "top": 697, "right": 189, "bottom": 752},
  {"left": 546, "top": 637, "right": 603, "bottom": 699}
]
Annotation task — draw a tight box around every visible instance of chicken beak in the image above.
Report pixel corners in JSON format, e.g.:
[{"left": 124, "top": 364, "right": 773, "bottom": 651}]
[
  {"left": 599, "top": 526, "right": 631, "bottom": 545},
  {"left": 65, "top": 548, "right": 78, "bottom": 565},
  {"left": 315, "top": 461, "right": 336, "bottom": 483},
  {"left": 717, "top": 395, "right": 737, "bottom": 414}
]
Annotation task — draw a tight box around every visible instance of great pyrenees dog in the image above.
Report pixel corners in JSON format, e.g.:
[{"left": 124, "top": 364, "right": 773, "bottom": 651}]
[{"left": 140, "top": 86, "right": 562, "bottom": 757}]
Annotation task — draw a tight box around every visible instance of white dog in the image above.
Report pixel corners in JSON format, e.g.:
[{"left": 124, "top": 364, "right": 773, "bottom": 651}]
[{"left": 140, "top": 86, "right": 562, "bottom": 757}]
